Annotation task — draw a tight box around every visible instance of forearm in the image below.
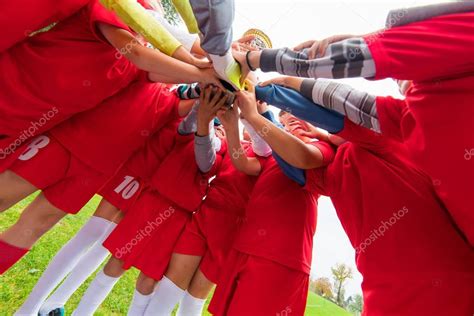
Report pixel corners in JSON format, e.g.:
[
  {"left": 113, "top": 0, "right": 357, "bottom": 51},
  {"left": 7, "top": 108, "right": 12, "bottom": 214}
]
[
  {"left": 141, "top": 51, "right": 205, "bottom": 83},
  {"left": 249, "top": 38, "right": 375, "bottom": 79},
  {"left": 246, "top": 114, "right": 323, "bottom": 169},
  {"left": 194, "top": 115, "right": 217, "bottom": 173},
  {"left": 226, "top": 124, "right": 261, "bottom": 176}
]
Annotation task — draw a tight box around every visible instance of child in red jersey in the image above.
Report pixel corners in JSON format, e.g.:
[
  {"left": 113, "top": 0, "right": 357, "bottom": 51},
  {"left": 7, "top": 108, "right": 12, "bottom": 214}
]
[
  {"left": 16, "top": 119, "right": 181, "bottom": 316},
  {"left": 232, "top": 87, "right": 474, "bottom": 315},
  {"left": 0, "top": 0, "right": 219, "bottom": 160},
  {"left": 69, "top": 87, "right": 230, "bottom": 315},
  {"left": 145, "top": 100, "right": 273, "bottom": 316},
  {"left": 0, "top": 0, "right": 89, "bottom": 52},
  {"left": 0, "top": 82, "right": 195, "bottom": 276},
  {"left": 208, "top": 85, "right": 335, "bottom": 316},
  {"left": 236, "top": 7, "right": 474, "bottom": 247}
]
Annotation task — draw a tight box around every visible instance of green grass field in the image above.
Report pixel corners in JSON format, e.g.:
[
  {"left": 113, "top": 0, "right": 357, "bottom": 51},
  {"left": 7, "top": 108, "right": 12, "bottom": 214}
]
[{"left": 0, "top": 194, "right": 350, "bottom": 316}]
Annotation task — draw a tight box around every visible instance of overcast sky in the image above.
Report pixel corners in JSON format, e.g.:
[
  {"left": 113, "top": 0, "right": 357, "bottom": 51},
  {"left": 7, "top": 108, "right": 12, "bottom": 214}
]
[{"left": 229, "top": 0, "right": 440, "bottom": 297}]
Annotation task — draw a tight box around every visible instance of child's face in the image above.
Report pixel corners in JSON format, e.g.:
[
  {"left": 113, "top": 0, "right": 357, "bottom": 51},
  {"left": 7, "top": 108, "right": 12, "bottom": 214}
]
[
  {"left": 280, "top": 113, "right": 310, "bottom": 138},
  {"left": 215, "top": 125, "right": 226, "bottom": 139},
  {"left": 242, "top": 128, "right": 251, "bottom": 141}
]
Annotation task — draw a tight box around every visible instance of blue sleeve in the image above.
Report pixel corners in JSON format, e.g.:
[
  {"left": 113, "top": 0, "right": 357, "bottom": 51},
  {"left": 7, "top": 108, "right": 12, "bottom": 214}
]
[{"left": 255, "top": 84, "right": 345, "bottom": 134}]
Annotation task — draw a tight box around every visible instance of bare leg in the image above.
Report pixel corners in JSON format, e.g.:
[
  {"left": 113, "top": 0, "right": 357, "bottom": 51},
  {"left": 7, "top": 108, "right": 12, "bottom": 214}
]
[
  {"left": 176, "top": 268, "right": 214, "bottom": 316},
  {"left": 0, "top": 192, "right": 65, "bottom": 249},
  {"left": 93, "top": 198, "right": 123, "bottom": 224},
  {"left": 0, "top": 170, "right": 37, "bottom": 212},
  {"left": 165, "top": 253, "right": 203, "bottom": 290},
  {"left": 188, "top": 268, "right": 215, "bottom": 299},
  {"left": 136, "top": 272, "right": 157, "bottom": 295}
]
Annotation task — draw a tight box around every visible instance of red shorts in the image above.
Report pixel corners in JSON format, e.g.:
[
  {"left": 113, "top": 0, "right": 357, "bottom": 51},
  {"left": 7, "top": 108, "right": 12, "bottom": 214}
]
[
  {"left": 98, "top": 165, "right": 144, "bottom": 213},
  {"left": 174, "top": 204, "right": 243, "bottom": 284},
  {"left": 103, "top": 186, "right": 190, "bottom": 280},
  {"left": 7, "top": 134, "right": 109, "bottom": 214},
  {"left": 209, "top": 249, "right": 309, "bottom": 316}
]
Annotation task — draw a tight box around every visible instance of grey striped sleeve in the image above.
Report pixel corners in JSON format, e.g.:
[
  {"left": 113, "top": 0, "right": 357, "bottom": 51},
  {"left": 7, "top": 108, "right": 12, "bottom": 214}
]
[
  {"left": 301, "top": 78, "right": 380, "bottom": 133},
  {"left": 260, "top": 38, "right": 376, "bottom": 79}
]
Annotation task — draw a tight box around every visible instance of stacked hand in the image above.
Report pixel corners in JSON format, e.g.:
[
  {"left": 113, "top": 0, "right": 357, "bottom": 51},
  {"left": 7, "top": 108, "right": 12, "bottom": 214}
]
[
  {"left": 234, "top": 82, "right": 259, "bottom": 120},
  {"left": 294, "top": 34, "right": 356, "bottom": 59},
  {"left": 197, "top": 86, "right": 230, "bottom": 136}
]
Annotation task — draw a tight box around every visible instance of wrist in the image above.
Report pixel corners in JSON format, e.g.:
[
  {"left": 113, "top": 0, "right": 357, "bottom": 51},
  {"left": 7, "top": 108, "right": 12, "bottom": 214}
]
[{"left": 248, "top": 51, "right": 261, "bottom": 71}]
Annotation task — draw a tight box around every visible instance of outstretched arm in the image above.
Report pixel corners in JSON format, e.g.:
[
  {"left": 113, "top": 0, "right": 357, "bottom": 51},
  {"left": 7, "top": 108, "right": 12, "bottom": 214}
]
[
  {"left": 236, "top": 86, "right": 327, "bottom": 170},
  {"left": 193, "top": 87, "right": 228, "bottom": 173},
  {"left": 259, "top": 76, "right": 380, "bottom": 133},
  {"left": 98, "top": 23, "right": 220, "bottom": 86}
]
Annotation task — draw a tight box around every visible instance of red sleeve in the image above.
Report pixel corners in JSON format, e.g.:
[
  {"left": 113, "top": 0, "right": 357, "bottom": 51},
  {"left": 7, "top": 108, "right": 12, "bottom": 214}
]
[
  {"left": 366, "top": 12, "right": 474, "bottom": 82},
  {"left": 376, "top": 96, "right": 407, "bottom": 142},
  {"left": 311, "top": 141, "right": 336, "bottom": 166},
  {"left": 304, "top": 167, "right": 329, "bottom": 196},
  {"left": 89, "top": 0, "right": 131, "bottom": 41}
]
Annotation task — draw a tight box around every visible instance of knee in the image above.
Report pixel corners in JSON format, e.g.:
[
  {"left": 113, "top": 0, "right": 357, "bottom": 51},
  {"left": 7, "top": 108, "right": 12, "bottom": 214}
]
[
  {"left": 104, "top": 257, "right": 125, "bottom": 277},
  {"left": 136, "top": 273, "right": 157, "bottom": 295}
]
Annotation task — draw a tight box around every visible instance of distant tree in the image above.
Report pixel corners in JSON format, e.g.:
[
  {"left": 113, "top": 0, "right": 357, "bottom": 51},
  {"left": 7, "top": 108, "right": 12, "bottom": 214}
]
[
  {"left": 160, "top": 0, "right": 180, "bottom": 25},
  {"left": 331, "top": 263, "right": 353, "bottom": 307},
  {"left": 311, "top": 277, "right": 334, "bottom": 300},
  {"left": 347, "top": 294, "right": 363, "bottom": 315}
]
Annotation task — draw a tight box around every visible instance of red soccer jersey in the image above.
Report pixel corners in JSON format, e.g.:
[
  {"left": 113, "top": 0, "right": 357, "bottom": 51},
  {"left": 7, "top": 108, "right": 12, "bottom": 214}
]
[
  {"left": 366, "top": 12, "right": 474, "bottom": 246},
  {"left": 310, "top": 123, "right": 474, "bottom": 315},
  {"left": 0, "top": 0, "right": 89, "bottom": 52},
  {"left": 234, "top": 141, "right": 335, "bottom": 274},
  {"left": 151, "top": 133, "right": 216, "bottom": 212},
  {"left": 203, "top": 140, "right": 260, "bottom": 217},
  {"left": 0, "top": 0, "right": 143, "bottom": 146},
  {"left": 123, "top": 119, "right": 182, "bottom": 183},
  {"left": 50, "top": 81, "right": 180, "bottom": 175}
]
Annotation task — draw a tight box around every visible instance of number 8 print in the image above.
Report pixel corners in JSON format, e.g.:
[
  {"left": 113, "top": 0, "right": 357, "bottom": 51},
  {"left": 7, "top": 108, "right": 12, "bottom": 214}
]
[
  {"left": 19, "top": 135, "right": 50, "bottom": 161},
  {"left": 114, "top": 175, "right": 140, "bottom": 200}
]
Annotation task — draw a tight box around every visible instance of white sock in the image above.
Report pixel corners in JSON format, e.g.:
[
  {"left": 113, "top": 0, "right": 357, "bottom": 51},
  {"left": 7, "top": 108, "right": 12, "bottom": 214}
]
[
  {"left": 15, "top": 216, "right": 115, "bottom": 316},
  {"left": 177, "top": 292, "right": 207, "bottom": 316},
  {"left": 144, "top": 276, "right": 185, "bottom": 316},
  {"left": 127, "top": 290, "right": 154, "bottom": 316},
  {"left": 72, "top": 270, "right": 119, "bottom": 316},
  {"left": 39, "top": 229, "right": 114, "bottom": 315}
]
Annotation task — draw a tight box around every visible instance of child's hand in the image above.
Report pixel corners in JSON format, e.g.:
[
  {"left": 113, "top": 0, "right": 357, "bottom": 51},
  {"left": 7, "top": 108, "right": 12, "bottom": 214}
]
[
  {"left": 217, "top": 106, "right": 239, "bottom": 130},
  {"left": 199, "top": 68, "right": 225, "bottom": 90},
  {"left": 235, "top": 84, "right": 259, "bottom": 121},
  {"left": 232, "top": 50, "right": 251, "bottom": 86},
  {"left": 192, "top": 56, "right": 213, "bottom": 69},
  {"left": 198, "top": 86, "right": 229, "bottom": 123},
  {"left": 294, "top": 34, "right": 356, "bottom": 59}
]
